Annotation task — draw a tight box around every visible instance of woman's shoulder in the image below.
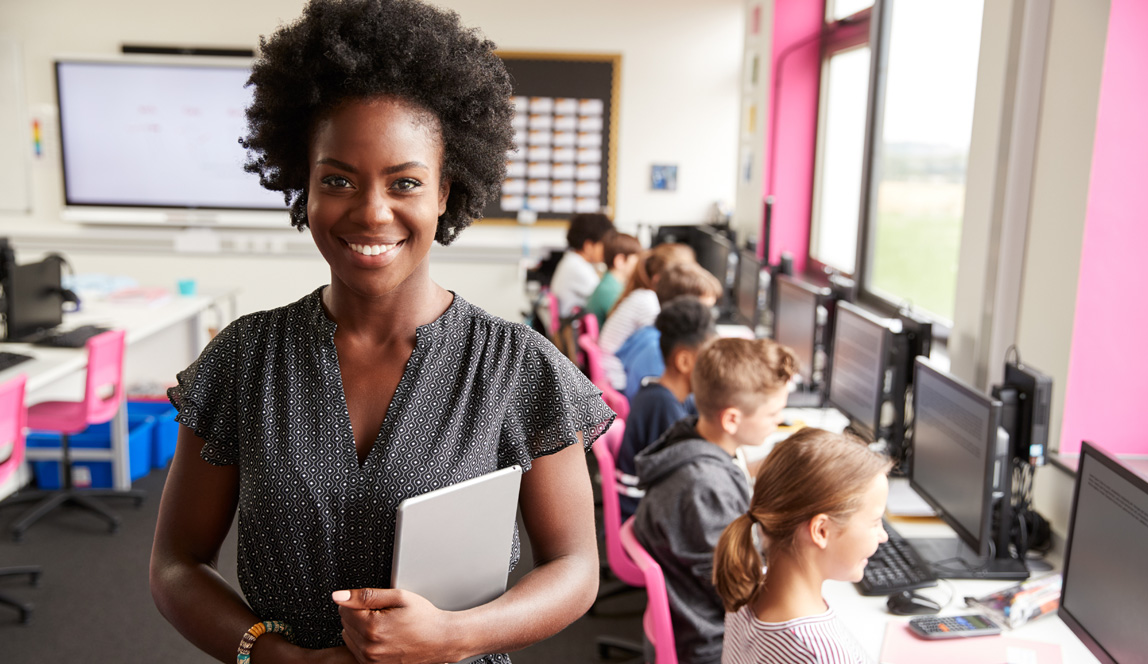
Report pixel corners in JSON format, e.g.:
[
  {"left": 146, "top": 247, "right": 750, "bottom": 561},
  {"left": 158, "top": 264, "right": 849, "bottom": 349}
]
[
  {"left": 213, "top": 288, "right": 327, "bottom": 343},
  {"left": 448, "top": 295, "right": 557, "bottom": 355}
]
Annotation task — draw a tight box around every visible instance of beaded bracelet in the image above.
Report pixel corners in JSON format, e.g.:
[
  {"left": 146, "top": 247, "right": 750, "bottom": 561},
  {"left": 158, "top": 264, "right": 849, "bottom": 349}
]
[{"left": 237, "top": 620, "right": 294, "bottom": 663}]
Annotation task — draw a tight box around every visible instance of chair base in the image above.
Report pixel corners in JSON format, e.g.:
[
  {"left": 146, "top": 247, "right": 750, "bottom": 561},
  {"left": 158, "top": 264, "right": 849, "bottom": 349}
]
[
  {"left": 0, "top": 565, "right": 41, "bottom": 624},
  {"left": 596, "top": 635, "right": 644, "bottom": 663},
  {"left": 2, "top": 488, "right": 146, "bottom": 541}
]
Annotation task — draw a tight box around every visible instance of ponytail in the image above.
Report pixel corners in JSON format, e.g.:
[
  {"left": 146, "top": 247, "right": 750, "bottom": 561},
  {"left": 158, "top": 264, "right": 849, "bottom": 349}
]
[{"left": 712, "top": 512, "right": 764, "bottom": 613}]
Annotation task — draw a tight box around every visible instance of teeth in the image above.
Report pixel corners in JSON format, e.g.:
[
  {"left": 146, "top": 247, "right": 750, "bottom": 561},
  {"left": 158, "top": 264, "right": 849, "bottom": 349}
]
[{"left": 348, "top": 242, "right": 398, "bottom": 256}]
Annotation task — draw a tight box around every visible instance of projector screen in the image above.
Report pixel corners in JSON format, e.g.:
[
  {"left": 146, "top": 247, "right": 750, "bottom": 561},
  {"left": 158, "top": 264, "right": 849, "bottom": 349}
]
[{"left": 56, "top": 58, "right": 287, "bottom": 212}]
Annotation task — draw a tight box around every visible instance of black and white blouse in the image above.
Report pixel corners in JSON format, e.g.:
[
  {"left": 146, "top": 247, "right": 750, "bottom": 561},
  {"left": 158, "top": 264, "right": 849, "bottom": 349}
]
[{"left": 168, "top": 287, "right": 614, "bottom": 659}]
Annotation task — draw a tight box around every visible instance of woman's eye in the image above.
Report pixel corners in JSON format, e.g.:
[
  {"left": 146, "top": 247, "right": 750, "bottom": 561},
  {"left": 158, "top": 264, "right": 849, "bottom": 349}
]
[
  {"left": 392, "top": 178, "right": 423, "bottom": 192},
  {"left": 321, "top": 175, "right": 352, "bottom": 188}
]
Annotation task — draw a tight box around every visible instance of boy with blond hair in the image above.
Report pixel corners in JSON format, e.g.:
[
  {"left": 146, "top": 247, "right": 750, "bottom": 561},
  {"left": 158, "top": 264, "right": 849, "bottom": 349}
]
[{"left": 633, "top": 337, "right": 797, "bottom": 664}]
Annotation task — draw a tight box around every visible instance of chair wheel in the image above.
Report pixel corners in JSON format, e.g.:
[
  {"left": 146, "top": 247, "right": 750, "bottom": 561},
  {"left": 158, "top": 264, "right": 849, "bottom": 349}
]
[
  {"left": 11, "top": 531, "right": 23, "bottom": 543},
  {"left": 30, "top": 572, "right": 41, "bottom": 587},
  {"left": 134, "top": 497, "right": 145, "bottom": 508},
  {"left": 108, "top": 522, "right": 120, "bottom": 534},
  {"left": 598, "top": 643, "right": 610, "bottom": 658}
]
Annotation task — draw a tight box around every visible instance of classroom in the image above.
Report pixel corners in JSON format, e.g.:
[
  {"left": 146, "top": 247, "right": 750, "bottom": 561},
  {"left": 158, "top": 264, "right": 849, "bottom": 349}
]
[{"left": 0, "top": 0, "right": 1144, "bottom": 662}]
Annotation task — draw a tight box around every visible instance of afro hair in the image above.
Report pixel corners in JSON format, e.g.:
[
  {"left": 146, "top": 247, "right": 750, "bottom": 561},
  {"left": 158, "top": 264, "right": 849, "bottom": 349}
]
[{"left": 241, "top": 0, "right": 514, "bottom": 245}]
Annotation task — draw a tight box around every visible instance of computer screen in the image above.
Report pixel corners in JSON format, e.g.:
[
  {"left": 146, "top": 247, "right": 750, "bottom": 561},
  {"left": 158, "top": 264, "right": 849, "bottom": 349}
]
[
  {"left": 734, "top": 248, "right": 763, "bottom": 328},
  {"left": 1060, "top": 442, "right": 1148, "bottom": 664},
  {"left": 827, "top": 301, "right": 889, "bottom": 438},
  {"left": 690, "top": 226, "right": 735, "bottom": 289},
  {"left": 55, "top": 58, "right": 287, "bottom": 211},
  {"left": 773, "top": 275, "right": 820, "bottom": 384},
  {"left": 5, "top": 257, "right": 64, "bottom": 341},
  {"left": 910, "top": 357, "right": 1004, "bottom": 556}
]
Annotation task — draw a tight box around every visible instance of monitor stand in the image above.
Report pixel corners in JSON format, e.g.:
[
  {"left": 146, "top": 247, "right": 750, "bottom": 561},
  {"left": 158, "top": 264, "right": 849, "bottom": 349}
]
[{"left": 907, "top": 536, "right": 1029, "bottom": 580}]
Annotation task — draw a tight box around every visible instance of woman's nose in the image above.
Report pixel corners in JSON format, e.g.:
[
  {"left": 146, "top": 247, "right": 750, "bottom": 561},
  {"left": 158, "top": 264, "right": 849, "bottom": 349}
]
[{"left": 357, "top": 185, "right": 395, "bottom": 226}]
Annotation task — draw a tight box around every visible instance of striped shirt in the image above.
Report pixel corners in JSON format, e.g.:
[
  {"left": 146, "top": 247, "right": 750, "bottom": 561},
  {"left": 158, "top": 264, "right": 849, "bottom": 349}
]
[{"left": 722, "top": 603, "right": 873, "bottom": 664}]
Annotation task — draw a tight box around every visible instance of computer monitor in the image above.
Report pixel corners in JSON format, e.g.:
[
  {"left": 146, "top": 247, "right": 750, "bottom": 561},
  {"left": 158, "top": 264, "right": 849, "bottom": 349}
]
[
  {"left": 826, "top": 301, "right": 891, "bottom": 440},
  {"left": 733, "top": 248, "right": 764, "bottom": 329},
  {"left": 1060, "top": 441, "right": 1148, "bottom": 664},
  {"left": 691, "top": 226, "right": 737, "bottom": 295},
  {"left": 5, "top": 257, "right": 64, "bottom": 341},
  {"left": 772, "top": 275, "right": 822, "bottom": 385},
  {"left": 908, "top": 357, "right": 1027, "bottom": 579},
  {"left": 999, "top": 360, "right": 1053, "bottom": 465}
]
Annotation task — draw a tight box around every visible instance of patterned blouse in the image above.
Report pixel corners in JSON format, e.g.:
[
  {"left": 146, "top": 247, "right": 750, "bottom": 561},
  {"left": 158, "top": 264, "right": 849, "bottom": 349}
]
[{"left": 168, "top": 288, "right": 614, "bottom": 660}]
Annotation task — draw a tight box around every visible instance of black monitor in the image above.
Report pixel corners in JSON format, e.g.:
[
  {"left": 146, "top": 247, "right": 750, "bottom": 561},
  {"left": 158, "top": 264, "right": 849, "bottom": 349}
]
[
  {"left": 733, "top": 248, "right": 764, "bottom": 329},
  {"left": 1060, "top": 441, "right": 1148, "bottom": 664},
  {"left": 691, "top": 226, "right": 736, "bottom": 296},
  {"left": 5, "top": 257, "right": 64, "bottom": 341},
  {"left": 772, "top": 274, "right": 822, "bottom": 385},
  {"left": 908, "top": 357, "right": 1027, "bottom": 579},
  {"left": 827, "top": 301, "right": 891, "bottom": 440}
]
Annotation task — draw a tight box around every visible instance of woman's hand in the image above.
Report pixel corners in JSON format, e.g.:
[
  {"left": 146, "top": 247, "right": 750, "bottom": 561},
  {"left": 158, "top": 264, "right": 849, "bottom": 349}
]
[{"left": 333, "top": 588, "right": 461, "bottom": 664}]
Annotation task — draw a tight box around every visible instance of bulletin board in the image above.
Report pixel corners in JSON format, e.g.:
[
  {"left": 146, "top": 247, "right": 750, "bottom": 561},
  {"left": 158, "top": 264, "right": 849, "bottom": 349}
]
[{"left": 484, "top": 51, "right": 621, "bottom": 225}]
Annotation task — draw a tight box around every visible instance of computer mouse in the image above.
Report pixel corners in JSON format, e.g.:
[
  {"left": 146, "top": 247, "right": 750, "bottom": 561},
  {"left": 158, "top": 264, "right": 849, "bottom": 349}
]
[{"left": 886, "top": 590, "right": 942, "bottom": 616}]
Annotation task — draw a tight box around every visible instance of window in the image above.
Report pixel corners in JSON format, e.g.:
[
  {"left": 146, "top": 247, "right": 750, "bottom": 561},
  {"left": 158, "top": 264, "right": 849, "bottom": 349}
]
[
  {"left": 866, "top": 1, "right": 983, "bottom": 323},
  {"left": 810, "top": 45, "right": 870, "bottom": 274},
  {"left": 802, "top": 0, "right": 984, "bottom": 326}
]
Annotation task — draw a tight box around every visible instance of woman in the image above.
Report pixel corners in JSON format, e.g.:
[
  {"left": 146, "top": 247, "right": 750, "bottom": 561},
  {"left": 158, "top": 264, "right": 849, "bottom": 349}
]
[{"left": 149, "top": 2, "right": 613, "bottom": 663}]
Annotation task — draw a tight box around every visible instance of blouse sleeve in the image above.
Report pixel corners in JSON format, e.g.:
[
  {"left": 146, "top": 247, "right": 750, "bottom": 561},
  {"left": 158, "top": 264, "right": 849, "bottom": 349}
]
[
  {"left": 499, "top": 329, "right": 616, "bottom": 471},
  {"left": 167, "top": 317, "right": 246, "bottom": 466}
]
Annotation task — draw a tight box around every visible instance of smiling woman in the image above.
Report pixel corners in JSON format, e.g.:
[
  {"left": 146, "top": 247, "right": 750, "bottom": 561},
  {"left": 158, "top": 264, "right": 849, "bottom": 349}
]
[{"left": 148, "top": 2, "right": 614, "bottom": 663}]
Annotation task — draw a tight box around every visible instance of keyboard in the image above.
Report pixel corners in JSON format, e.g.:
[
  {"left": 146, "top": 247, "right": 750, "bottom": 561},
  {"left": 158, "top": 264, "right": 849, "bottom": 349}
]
[
  {"left": 855, "top": 519, "right": 939, "bottom": 596},
  {"left": 0, "top": 351, "right": 34, "bottom": 372},
  {"left": 31, "top": 325, "right": 111, "bottom": 348}
]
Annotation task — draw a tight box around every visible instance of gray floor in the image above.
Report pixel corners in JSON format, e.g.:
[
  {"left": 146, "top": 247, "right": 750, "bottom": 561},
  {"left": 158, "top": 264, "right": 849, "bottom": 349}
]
[{"left": 0, "top": 461, "right": 644, "bottom": 663}]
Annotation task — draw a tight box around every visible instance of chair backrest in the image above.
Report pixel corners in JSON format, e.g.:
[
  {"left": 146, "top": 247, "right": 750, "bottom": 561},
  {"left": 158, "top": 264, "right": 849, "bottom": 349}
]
[
  {"left": 581, "top": 311, "right": 600, "bottom": 343},
  {"left": 591, "top": 420, "right": 644, "bottom": 588},
  {"left": 84, "top": 329, "right": 127, "bottom": 425},
  {"left": 620, "top": 517, "right": 679, "bottom": 664},
  {"left": 0, "top": 374, "right": 28, "bottom": 486},
  {"left": 545, "top": 290, "right": 561, "bottom": 340},
  {"left": 578, "top": 334, "right": 630, "bottom": 422}
]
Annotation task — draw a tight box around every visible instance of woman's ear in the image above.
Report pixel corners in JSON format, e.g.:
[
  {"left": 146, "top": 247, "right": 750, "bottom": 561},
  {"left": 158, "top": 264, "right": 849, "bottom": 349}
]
[
  {"left": 438, "top": 178, "right": 451, "bottom": 216},
  {"left": 808, "top": 514, "right": 831, "bottom": 550}
]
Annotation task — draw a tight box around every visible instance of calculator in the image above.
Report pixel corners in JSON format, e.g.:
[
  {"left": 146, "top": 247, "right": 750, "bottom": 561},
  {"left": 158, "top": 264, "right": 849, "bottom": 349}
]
[{"left": 908, "top": 614, "right": 1002, "bottom": 639}]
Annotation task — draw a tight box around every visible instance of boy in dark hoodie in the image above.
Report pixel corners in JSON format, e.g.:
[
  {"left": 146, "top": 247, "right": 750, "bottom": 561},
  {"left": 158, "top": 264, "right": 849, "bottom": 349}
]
[{"left": 632, "top": 337, "right": 797, "bottom": 664}]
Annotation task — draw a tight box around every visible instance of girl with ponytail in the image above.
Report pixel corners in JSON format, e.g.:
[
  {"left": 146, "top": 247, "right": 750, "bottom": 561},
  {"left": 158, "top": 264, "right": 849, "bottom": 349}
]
[{"left": 712, "top": 428, "right": 893, "bottom": 664}]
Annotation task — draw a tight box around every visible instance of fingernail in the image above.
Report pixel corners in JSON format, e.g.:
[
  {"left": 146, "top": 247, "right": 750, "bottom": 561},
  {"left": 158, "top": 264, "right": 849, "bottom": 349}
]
[{"left": 331, "top": 590, "right": 351, "bottom": 602}]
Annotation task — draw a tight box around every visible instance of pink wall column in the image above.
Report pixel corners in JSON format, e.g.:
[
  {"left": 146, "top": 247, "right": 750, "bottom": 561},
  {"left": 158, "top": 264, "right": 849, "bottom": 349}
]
[
  {"left": 1059, "top": 0, "right": 1148, "bottom": 455},
  {"left": 763, "top": 0, "right": 823, "bottom": 272}
]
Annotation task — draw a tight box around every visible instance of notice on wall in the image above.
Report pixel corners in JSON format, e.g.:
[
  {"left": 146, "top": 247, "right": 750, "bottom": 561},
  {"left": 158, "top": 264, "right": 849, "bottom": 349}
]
[{"left": 504, "top": 95, "right": 605, "bottom": 215}]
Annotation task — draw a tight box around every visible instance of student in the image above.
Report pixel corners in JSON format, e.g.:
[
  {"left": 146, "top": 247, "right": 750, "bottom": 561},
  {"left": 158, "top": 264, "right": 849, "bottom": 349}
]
[
  {"left": 713, "top": 428, "right": 892, "bottom": 664},
  {"left": 615, "top": 262, "right": 723, "bottom": 400},
  {"left": 633, "top": 337, "right": 797, "bottom": 664},
  {"left": 550, "top": 212, "right": 615, "bottom": 316},
  {"left": 585, "top": 231, "right": 642, "bottom": 326},
  {"left": 615, "top": 296, "right": 715, "bottom": 520},
  {"left": 599, "top": 242, "right": 695, "bottom": 390},
  {"left": 149, "top": 1, "right": 612, "bottom": 662}
]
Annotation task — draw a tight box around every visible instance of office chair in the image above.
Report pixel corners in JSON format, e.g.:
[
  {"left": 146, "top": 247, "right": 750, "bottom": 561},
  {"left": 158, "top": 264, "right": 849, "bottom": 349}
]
[
  {"left": 589, "top": 422, "right": 645, "bottom": 664},
  {"left": 577, "top": 333, "right": 630, "bottom": 422},
  {"left": 581, "top": 309, "right": 600, "bottom": 343},
  {"left": 618, "top": 517, "right": 679, "bottom": 664},
  {"left": 3, "top": 329, "right": 145, "bottom": 540},
  {"left": 0, "top": 374, "right": 42, "bottom": 623}
]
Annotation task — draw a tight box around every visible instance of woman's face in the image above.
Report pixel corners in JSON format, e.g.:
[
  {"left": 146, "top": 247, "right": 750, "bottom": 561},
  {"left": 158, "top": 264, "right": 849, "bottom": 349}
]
[{"left": 307, "top": 97, "right": 448, "bottom": 300}]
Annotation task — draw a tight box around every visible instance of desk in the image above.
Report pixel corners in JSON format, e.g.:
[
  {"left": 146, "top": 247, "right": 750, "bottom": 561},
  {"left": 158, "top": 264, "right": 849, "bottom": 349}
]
[
  {"left": 0, "top": 293, "right": 232, "bottom": 496},
  {"left": 823, "top": 514, "right": 1100, "bottom": 663}
]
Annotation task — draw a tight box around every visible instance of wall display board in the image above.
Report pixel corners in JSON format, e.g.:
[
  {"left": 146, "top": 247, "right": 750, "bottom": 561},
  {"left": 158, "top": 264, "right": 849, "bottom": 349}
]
[
  {"left": 489, "top": 52, "right": 620, "bottom": 223},
  {"left": 0, "top": 39, "right": 31, "bottom": 213}
]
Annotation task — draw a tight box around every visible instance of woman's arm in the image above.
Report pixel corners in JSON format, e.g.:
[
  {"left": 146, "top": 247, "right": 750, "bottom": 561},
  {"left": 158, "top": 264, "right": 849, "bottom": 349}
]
[
  {"left": 150, "top": 425, "right": 356, "bottom": 664},
  {"left": 335, "top": 438, "right": 600, "bottom": 663}
]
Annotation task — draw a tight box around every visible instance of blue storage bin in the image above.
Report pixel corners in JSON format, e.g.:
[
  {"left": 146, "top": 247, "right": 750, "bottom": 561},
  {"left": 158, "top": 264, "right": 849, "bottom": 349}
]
[
  {"left": 28, "top": 414, "right": 156, "bottom": 490},
  {"left": 128, "top": 400, "right": 180, "bottom": 469}
]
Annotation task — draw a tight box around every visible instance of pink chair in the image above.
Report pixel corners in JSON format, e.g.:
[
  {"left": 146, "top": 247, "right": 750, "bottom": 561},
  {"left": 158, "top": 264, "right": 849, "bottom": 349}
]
[
  {"left": 578, "top": 334, "right": 630, "bottom": 422},
  {"left": 0, "top": 374, "right": 42, "bottom": 622},
  {"left": 544, "top": 289, "right": 562, "bottom": 340},
  {"left": 620, "top": 517, "right": 679, "bottom": 664},
  {"left": 5, "top": 330, "right": 145, "bottom": 540},
  {"left": 581, "top": 311, "right": 600, "bottom": 343},
  {"left": 590, "top": 420, "right": 644, "bottom": 660}
]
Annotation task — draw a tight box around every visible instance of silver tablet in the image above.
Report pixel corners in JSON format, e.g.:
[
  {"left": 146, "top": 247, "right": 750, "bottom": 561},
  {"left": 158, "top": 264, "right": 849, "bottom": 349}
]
[{"left": 391, "top": 465, "right": 523, "bottom": 616}]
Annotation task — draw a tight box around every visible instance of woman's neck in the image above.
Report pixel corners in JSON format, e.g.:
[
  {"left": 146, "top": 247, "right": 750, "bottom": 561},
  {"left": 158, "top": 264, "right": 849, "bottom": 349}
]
[
  {"left": 751, "top": 550, "right": 828, "bottom": 623},
  {"left": 323, "top": 265, "right": 451, "bottom": 344}
]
